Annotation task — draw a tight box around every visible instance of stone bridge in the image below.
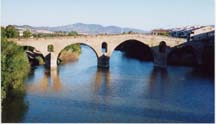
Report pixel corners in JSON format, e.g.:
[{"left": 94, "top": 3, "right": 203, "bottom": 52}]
[{"left": 11, "top": 34, "right": 186, "bottom": 69}]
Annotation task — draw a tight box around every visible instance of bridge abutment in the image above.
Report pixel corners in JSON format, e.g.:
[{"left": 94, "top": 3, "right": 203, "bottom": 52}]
[{"left": 97, "top": 55, "right": 110, "bottom": 68}]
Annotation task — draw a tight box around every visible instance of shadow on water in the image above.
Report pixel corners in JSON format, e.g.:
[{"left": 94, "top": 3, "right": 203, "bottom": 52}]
[
  {"left": 2, "top": 94, "right": 28, "bottom": 123},
  {"left": 186, "top": 67, "right": 215, "bottom": 80}
]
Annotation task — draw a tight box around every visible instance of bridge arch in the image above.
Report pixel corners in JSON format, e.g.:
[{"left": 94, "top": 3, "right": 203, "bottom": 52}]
[
  {"left": 22, "top": 45, "right": 46, "bottom": 56},
  {"left": 22, "top": 45, "right": 45, "bottom": 66},
  {"left": 57, "top": 42, "right": 99, "bottom": 65},
  {"left": 109, "top": 39, "right": 154, "bottom": 61}
]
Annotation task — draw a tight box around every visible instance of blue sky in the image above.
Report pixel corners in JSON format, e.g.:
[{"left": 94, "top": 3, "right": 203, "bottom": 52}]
[{"left": 1, "top": 0, "right": 215, "bottom": 30}]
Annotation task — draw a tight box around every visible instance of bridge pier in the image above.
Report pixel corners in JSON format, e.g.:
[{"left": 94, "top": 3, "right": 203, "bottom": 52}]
[
  {"left": 45, "top": 53, "right": 58, "bottom": 70},
  {"left": 50, "top": 53, "right": 58, "bottom": 69},
  {"left": 153, "top": 41, "right": 168, "bottom": 68},
  {"left": 97, "top": 55, "right": 110, "bottom": 68}
]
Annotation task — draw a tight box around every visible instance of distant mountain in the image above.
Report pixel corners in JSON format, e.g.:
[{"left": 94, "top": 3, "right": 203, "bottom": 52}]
[{"left": 14, "top": 23, "right": 147, "bottom": 34}]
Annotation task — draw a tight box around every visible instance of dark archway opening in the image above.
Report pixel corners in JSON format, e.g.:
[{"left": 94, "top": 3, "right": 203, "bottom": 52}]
[
  {"left": 167, "top": 46, "right": 197, "bottom": 67},
  {"left": 23, "top": 46, "right": 45, "bottom": 67},
  {"left": 115, "top": 40, "right": 153, "bottom": 61}
]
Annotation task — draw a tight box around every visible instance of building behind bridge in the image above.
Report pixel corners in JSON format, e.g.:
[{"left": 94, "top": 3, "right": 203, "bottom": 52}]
[
  {"left": 169, "top": 26, "right": 202, "bottom": 38},
  {"left": 169, "top": 25, "right": 214, "bottom": 42},
  {"left": 151, "top": 29, "right": 170, "bottom": 36},
  {"left": 189, "top": 26, "right": 215, "bottom": 42}
]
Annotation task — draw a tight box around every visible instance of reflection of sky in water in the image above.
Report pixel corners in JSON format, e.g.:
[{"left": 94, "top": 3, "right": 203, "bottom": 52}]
[{"left": 23, "top": 46, "right": 214, "bottom": 123}]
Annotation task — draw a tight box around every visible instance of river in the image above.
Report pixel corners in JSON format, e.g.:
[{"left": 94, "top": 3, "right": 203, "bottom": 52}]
[{"left": 3, "top": 45, "right": 214, "bottom": 123}]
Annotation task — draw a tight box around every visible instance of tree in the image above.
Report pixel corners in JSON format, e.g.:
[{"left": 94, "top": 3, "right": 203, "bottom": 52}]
[
  {"left": 1, "top": 27, "right": 6, "bottom": 38},
  {"left": 5, "top": 25, "right": 19, "bottom": 38},
  {"left": 128, "top": 31, "right": 133, "bottom": 34},
  {"left": 1, "top": 38, "right": 30, "bottom": 101},
  {"left": 68, "top": 31, "right": 78, "bottom": 36},
  {"left": 23, "top": 29, "right": 32, "bottom": 38}
]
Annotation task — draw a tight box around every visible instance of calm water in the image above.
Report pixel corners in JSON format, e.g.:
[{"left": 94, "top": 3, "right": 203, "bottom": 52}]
[{"left": 4, "top": 46, "right": 214, "bottom": 122}]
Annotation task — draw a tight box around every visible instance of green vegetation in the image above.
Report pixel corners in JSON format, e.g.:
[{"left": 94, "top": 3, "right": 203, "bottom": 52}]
[
  {"left": 33, "top": 31, "right": 79, "bottom": 38},
  {"left": 1, "top": 27, "right": 7, "bottom": 38},
  {"left": 64, "top": 44, "right": 81, "bottom": 53},
  {"left": 2, "top": 25, "right": 19, "bottom": 38},
  {"left": 157, "top": 32, "right": 170, "bottom": 36},
  {"left": 122, "top": 31, "right": 134, "bottom": 34},
  {"left": 33, "top": 33, "right": 64, "bottom": 38},
  {"left": 1, "top": 38, "right": 30, "bottom": 101},
  {"left": 2, "top": 95, "right": 28, "bottom": 122},
  {"left": 68, "top": 31, "right": 78, "bottom": 36},
  {"left": 35, "top": 56, "right": 45, "bottom": 65},
  {"left": 23, "top": 29, "right": 32, "bottom": 38},
  {"left": 48, "top": 44, "right": 54, "bottom": 52}
]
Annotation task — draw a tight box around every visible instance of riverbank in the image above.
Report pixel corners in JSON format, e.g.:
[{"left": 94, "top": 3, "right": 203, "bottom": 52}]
[{"left": 58, "top": 45, "right": 81, "bottom": 64}]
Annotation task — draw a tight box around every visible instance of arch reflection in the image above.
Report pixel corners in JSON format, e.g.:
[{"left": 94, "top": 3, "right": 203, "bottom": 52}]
[
  {"left": 94, "top": 68, "right": 111, "bottom": 96},
  {"left": 27, "top": 69, "right": 62, "bottom": 93}
]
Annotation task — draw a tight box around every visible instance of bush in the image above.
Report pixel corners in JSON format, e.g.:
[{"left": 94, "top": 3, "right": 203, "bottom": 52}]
[
  {"left": 23, "top": 29, "right": 32, "bottom": 38},
  {"left": 68, "top": 31, "right": 78, "bottom": 36},
  {"left": 64, "top": 44, "right": 81, "bottom": 53},
  {"left": 5, "top": 25, "right": 19, "bottom": 38},
  {"left": 1, "top": 27, "right": 7, "bottom": 38},
  {"left": 1, "top": 38, "right": 30, "bottom": 101}
]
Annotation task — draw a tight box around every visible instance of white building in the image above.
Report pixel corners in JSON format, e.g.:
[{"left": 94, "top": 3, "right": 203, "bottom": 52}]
[
  {"left": 170, "top": 26, "right": 202, "bottom": 38},
  {"left": 16, "top": 27, "right": 27, "bottom": 37},
  {"left": 189, "top": 26, "right": 215, "bottom": 41},
  {"left": 31, "top": 29, "right": 54, "bottom": 34}
]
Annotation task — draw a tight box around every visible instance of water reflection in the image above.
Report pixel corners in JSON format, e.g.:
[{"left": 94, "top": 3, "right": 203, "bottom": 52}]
[
  {"left": 2, "top": 95, "right": 28, "bottom": 123},
  {"left": 27, "top": 69, "right": 62, "bottom": 93},
  {"left": 148, "top": 67, "right": 170, "bottom": 98},
  {"left": 92, "top": 68, "right": 111, "bottom": 110},
  {"left": 94, "top": 68, "right": 111, "bottom": 95}
]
